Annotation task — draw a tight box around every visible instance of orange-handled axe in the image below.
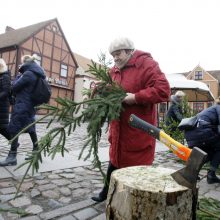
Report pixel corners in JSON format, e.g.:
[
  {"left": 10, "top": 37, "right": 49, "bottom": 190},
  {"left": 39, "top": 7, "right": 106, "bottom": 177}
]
[{"left": 129, "top": 114, "right": 207, "bottom": 189}]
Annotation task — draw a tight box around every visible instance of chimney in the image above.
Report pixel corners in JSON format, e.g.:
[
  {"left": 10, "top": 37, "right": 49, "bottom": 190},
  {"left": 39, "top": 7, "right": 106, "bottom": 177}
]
[{"left": 5, "top": 26, "right": 15, "bottom": 32}]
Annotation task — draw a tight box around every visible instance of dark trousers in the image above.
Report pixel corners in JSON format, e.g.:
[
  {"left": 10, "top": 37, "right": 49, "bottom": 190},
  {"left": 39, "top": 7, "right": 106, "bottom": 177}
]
[
  {"left": 10, "top": 131, "right": 38, "bottom": 152},
  {"left": 0, "top": 128, "right": 11, "bottom": 140},
  {"left": 198, "top": 139, "right": 220, "bottom": 171},
  {"left": 104, "top": 162, "right": 118, "bottom": 190}
]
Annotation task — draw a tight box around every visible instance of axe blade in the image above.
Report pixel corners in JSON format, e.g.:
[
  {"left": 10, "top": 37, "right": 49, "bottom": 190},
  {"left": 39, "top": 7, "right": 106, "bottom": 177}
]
[{"left": 171, "top": 147, "right": 207, "bottom": 189}]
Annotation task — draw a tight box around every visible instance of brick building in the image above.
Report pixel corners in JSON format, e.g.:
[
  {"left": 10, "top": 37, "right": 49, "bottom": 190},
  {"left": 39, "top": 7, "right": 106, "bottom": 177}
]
[
  {"left": 0, "top": 18, "right": 78, "bottom": 113},
  {"left": 183, "top": 65, "right": 219, "bottom": 112}
]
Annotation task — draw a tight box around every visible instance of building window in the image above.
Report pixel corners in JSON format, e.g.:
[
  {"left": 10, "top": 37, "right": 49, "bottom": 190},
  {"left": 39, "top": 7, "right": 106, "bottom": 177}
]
[
  {"left": 60, "top": 64, "right": 68, "bottom": 78},
  {"left": 159, "top": 103, "right": 167, "bottom": 113},
  {"left": 193, "top": 102, "right": 204, "bottom": 113},
  {"left": 35, "top": 54, "right": 41, "bottom": 66},
  {"left": 52, "top": 25, "right": 57, "bottom": 32},
  {"left": 194, "top": 71, "right": 203, "bottom": 80},
  {"left": 90, "top": 81, "right": 96, "bottom": 89},
  {"left": 207, "top": 102, "right": 213, "bottom": 108}
]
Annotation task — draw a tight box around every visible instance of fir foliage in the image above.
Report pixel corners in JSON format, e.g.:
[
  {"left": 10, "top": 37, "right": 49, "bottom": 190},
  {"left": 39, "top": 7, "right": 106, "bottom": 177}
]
[
  {"left": 197, "top": 197, "right": 220, "bottom": 219},
  {"left": 13, "top": 53, "right": 126, "bottom": 194},
  {"left": 160, "top": 95, "right": 195, "bottom": 143}
]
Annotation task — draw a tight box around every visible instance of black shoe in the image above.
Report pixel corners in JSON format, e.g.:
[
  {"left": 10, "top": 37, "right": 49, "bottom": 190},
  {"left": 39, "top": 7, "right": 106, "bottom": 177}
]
[
  {"left": 91, "top": 188, "right": 108, "bottom": 202},
  {"left": 207, "top": 170, "right": 220, "bottom": 184},
  {"left": 0, "top": 151, "right": 17, "bottom": 166}
]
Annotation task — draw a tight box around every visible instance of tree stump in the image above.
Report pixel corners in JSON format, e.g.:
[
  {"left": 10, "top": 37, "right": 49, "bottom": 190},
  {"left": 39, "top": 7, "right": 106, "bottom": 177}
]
[{"left": 106, "top": 166, "right": 196, "bottom": 220}]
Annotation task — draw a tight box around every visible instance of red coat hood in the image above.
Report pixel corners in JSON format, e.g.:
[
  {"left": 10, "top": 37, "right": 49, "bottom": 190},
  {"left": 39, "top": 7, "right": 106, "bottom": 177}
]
[
  {"left": 111, "top": 50, "right": 153, "bottom": 72},
  {"left": 128, "top": 50, "right": 153, "bottom": 66}
]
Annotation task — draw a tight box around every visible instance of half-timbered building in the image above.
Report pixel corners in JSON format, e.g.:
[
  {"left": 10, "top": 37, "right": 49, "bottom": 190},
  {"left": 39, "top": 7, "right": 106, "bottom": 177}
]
[{"left": 0, "top": 18, "right": 78, "bottom": 113}]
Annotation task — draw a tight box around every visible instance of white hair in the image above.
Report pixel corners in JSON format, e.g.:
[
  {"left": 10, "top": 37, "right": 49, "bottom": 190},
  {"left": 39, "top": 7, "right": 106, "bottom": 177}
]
[
  {"left": 175, "top": 90, "right": 185, "bottom": 97},
  {"left": 21, "top": 54, "right": 38, "bottom": 64}
]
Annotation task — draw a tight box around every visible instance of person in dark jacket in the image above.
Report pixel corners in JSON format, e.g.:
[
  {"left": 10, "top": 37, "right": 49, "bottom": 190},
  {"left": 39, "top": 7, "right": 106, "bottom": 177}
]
[
  {"left": 0, "top": 59, "right": 11, "bottom": 141},
  {"left": 184, "top": 99, "right": 220, "bottom": 184},
  {"left": 165, "top": 90, "right": 185, "bottom": 131},
  {"left": 0, "top": 54, "right": 45, "bottom": 166},
  {"left": 91, "top": 37, "right": 170, "bottom": 202}
]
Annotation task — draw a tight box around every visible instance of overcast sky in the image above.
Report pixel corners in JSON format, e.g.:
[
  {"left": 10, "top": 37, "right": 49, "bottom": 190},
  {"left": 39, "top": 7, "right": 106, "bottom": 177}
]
[{"left": 0, "top": 0, "right": 219, "bottom": 74}]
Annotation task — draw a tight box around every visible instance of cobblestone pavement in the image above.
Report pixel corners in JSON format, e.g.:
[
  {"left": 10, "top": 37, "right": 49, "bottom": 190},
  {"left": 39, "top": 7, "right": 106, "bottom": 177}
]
[
  {"left": 0, "top": 122, "right": 220, "bottom": 219},
  {"left": 0, "top": 122, "right": 108, "bottom": 158}
]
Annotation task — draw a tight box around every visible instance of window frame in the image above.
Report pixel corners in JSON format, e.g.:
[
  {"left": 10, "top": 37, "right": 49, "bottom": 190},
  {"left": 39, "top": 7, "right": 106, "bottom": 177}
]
[
  {"left": 60, "top": 64, "right": 68, "bottom": 78},
  {"left": 194, "top": 70, "right": 203, "bottom": 80},
  {"left": 193, "top": 102, "right": 204, "bottom": 113},
  {"left": 207, "top": 102, "right": 213, "bottom": 108}
]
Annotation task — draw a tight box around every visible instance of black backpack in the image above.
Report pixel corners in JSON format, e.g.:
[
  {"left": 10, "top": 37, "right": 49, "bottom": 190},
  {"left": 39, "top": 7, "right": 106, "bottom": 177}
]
[
  {"left": 8, "top": 89, "right": 16, "bottom": 105},
  {"left": 31, "top": 76, "right": 51, "bottom": 106}
]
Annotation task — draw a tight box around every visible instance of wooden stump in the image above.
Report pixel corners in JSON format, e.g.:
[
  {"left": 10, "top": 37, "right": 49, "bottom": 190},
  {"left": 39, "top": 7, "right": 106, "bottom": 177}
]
[{"left": 106, "top": 166, "right": 196, "bottom": 220}]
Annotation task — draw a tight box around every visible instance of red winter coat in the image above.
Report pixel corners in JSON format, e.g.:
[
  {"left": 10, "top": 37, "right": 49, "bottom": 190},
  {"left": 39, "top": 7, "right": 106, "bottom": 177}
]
[{"left": 109, "top": 50, "right": 170, "bottom": 168}]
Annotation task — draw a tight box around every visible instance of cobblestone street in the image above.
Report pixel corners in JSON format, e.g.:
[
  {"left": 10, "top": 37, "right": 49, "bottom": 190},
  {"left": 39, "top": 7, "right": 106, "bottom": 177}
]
[
  {"left": 0, "top": 122, "right": 108, "bottom": 158},
  {"left": 0, "top": 121, "right": 220, "bottom": 220}
]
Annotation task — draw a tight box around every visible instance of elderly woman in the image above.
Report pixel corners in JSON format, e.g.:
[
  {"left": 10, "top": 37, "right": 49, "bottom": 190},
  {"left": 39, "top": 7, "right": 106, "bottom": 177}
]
[
  {"left": 0, "top": 54, "right": 45, "bottom": 166},
  {"left": 165, "top": 90, "right": 185, "bottom": 131},
  {"left": 91, "top": 37, "right": 170, "bottom": 202}
]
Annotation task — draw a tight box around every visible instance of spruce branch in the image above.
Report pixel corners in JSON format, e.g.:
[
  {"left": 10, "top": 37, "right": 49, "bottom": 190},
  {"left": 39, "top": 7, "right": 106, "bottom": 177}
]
[
  {"left": 197, "top": 197, "right": 220, "bottom": 219},
  {"left": 14, "top": 54, "right": 126, "bottom": 193}
]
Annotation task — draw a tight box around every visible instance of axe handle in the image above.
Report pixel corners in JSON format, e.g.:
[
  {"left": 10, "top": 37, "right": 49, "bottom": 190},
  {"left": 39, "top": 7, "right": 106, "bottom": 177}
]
[
  {"left": 129, "top": 114, "right": 192, "bottom": 161},
  {"left": 159, "top": 130, "right": 191, "bottom": 161}
]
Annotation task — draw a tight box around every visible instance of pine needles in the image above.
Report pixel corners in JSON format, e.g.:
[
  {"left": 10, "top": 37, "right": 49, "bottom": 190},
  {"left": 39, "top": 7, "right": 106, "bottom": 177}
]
[
  {"left": 197, "top": 198, "right": 220, "bottom": 219},
  {"left": 14, "top": 54, "right": 126, "bottom": 194}
]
